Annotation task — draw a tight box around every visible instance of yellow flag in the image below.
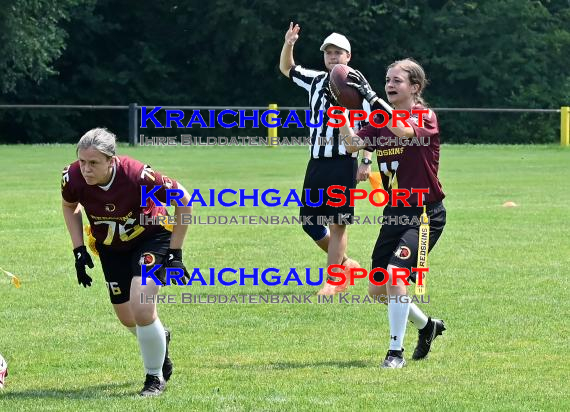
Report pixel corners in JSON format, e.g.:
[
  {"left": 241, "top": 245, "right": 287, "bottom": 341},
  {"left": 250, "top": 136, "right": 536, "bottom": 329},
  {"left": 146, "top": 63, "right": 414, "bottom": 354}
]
[
  {"left": 368, "top": 172, "right": 383, "bottom": 203},
  {"left": 158, "top": 213, "right": 174, "bottom": 233},
  {"left": 84, "top": 225, "right": 99, "bottom": 257},
  {"left": 0, "top": 266, "right": 21, "bottom": 288}
]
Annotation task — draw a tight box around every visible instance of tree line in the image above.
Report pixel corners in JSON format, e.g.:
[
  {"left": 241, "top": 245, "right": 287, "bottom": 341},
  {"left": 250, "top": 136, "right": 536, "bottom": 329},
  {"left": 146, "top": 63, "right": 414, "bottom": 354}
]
[{"left": 0, "top": 0, "right": 568, "bottom": 143}]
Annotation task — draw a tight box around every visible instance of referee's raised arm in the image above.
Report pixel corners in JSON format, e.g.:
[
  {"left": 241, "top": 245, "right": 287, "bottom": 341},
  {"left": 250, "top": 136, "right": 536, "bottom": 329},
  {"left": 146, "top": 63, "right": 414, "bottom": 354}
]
[{"left": 280, "top": 22, "right": 300, "bottom": 78}]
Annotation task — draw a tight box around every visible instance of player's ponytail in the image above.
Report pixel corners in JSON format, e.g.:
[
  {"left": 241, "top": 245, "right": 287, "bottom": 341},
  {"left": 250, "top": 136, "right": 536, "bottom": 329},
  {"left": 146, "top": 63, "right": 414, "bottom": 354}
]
[{"left": 388, "top": 58, "right": 429, "bottom": 107}]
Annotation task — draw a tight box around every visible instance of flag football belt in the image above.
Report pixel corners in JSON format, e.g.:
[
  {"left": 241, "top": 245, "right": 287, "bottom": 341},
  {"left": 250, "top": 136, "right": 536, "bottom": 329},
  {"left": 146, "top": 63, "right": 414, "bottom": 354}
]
[{"left": 415, "top": 205, "right": 429, "bottom": 296}]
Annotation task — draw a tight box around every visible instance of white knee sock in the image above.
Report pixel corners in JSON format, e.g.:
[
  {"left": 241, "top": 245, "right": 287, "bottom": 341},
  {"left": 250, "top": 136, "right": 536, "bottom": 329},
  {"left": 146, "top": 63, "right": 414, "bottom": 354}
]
[
  {"left": 388, "top": 300, "right": 410, "bottom": 351},
  {"left": 127, "top": 326, "right": 137, "bottom": 336},
  {"left": 408, "top": 303, "right": 429, "bottom": 329},
  {"left": 136, "top": 318, "right": 166, "bottom": 377}
]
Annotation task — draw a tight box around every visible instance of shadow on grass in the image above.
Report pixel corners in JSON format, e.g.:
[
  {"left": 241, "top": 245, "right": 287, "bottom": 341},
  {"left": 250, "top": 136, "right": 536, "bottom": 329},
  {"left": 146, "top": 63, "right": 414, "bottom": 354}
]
[
  {"left": 0, "top": 381, "right": 137, "bottom": 400},
  {"left": 268, "top": 360, "right": 369, "bottom": 369},
  {"left": 210, "top": 360, "right": 369, "bottom": 370}
]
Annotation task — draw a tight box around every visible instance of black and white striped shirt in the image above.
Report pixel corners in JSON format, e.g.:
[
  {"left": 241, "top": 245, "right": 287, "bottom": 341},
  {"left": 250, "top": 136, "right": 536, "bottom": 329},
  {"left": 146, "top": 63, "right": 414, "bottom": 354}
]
[{"left": 290, "top": 65, "right": 370, "bottom": 159}]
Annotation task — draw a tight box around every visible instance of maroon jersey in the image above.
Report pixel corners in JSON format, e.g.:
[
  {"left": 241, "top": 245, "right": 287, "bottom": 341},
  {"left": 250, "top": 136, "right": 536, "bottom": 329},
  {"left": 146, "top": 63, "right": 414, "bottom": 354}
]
[
  {"left": 61, "top": 156, "right": 179, "bottom": 250},
  {"left": 357, "top": 104, "right": 445, "bottom": 204}
]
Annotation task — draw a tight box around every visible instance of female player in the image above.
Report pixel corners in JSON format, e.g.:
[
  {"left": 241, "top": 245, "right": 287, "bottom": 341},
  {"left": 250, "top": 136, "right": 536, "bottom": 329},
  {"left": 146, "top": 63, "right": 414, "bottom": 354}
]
[
  {"left": 61, "top": 128, "right": 192, "bottom": 395},
  {"left": 340, "top": 59, "right": 447, "bottom": 368}
]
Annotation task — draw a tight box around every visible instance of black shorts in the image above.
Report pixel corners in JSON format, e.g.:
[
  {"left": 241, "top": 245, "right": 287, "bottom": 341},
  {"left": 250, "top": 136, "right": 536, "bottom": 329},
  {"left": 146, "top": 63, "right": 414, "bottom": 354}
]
[
  {"left": 97, "top": 229, "right": 171, "bottom": 304},
  {"left": 300, "top": 156, "right": 357, "bottom": 225},
  {"left": 371, "top": 202, "right": 446, "bottom": 284}
]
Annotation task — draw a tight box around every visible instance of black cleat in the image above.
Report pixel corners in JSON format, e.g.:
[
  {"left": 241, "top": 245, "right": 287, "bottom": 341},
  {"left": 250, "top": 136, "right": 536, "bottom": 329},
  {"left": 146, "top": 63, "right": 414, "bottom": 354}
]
[
  {"left": 163, "top": 329, "right": 173, "bottom": 381},
  {"left": 412, "top": 317, "right": 446, "bottom": 360},
  {"left": 381, "top": 349, "right": 406, "bottom": 369},
  {"left": 139, "top": 374, "right": 166, "bottom": 397}
]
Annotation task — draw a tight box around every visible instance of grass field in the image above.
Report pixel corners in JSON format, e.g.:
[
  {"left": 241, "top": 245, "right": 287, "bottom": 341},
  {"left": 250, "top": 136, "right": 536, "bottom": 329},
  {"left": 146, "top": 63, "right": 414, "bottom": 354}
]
[{"left": 0, "top": 144, "right": 569, "bottom": 411}]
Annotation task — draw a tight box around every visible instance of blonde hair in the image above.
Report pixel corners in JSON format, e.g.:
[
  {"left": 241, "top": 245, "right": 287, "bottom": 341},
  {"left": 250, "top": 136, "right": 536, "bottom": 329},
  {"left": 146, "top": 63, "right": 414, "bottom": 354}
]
[
  {"left": 388, "top": 58, "right": 428, "bottom": 106},
  {"left": 76, "top": 128, "right": 116, "bottom": 157}
]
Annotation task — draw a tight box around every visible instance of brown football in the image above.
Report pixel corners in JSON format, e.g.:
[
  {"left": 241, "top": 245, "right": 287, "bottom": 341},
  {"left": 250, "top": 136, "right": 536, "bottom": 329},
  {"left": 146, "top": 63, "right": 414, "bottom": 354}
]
[{"left": 329, "top": 64, "right": 363, "bottom": 110}]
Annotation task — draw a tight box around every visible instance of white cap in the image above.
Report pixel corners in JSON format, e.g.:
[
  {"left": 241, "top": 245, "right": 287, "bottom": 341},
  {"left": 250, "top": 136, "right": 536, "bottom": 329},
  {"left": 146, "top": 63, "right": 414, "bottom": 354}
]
[{"left": 319, "top": 32, "right": 351, "bottom": 53}]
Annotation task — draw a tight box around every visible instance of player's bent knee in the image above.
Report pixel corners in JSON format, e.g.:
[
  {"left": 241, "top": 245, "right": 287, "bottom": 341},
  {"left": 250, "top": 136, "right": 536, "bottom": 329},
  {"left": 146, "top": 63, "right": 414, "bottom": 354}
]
[
  {"left": 368, "top": 283, "right": 388, "bottom": 303},
  {"left": 113, "top": 302, "right": 136, "bottom": 327},
  {"left": 130, "top": 274, "right": 160, "bottom": 298},
  {"left": 302, "top": 224, "right": 328, "bottom": 242},
  {"left": 386, "top": 264, "right": 409, "bottom": 294},
  {"left": 130, "top": 303, "right": 157, "bottom": 326},
  {"left": 118, "top": 318, "right": 136, "bottom": 328},
  {"left": 329, "top": 223, "right": 346, "bottom": 236},
  {"left": 134, "top": 314, "right": 157, "bottom": 327}
]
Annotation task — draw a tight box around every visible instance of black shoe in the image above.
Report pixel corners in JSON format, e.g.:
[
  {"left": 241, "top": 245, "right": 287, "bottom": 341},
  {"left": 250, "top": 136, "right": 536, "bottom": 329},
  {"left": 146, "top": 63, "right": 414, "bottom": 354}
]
[
  {"left": 163, "top": 329, "right": 173, "bottom": 381},
  {"left": 139, "top": 374, "right": 166, "bottom": 397},
  {"left": 381, "top": 349, "right": 406, "bottom": 369},
  {"left": 412, "top": 317, "right": 446, "bottom": 360}
]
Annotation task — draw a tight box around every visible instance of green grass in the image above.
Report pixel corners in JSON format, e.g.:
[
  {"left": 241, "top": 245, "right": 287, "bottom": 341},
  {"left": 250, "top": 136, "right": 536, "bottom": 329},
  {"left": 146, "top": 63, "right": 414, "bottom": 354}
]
[{"left": 0, "top": 144, "right": 569, "bottom": 411}]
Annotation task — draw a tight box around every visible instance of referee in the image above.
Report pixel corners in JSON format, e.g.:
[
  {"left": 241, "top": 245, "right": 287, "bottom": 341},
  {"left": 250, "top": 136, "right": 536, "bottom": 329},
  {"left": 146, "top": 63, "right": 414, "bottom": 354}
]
[{"left": 279, "top": 22, "right": 372, "bottom": 295}]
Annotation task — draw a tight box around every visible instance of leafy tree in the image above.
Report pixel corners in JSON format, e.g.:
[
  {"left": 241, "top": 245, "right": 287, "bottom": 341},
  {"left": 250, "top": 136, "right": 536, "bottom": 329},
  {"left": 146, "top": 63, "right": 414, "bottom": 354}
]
[
  {"left": 0, "top": 0, "right": 88, "bottom": 93},
  {"left": 0, "top": 0, "right": 568, "bottom": 143}
]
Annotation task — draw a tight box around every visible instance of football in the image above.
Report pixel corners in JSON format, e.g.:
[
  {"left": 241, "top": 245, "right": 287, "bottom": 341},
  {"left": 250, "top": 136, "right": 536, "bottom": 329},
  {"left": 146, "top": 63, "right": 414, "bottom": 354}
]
[
  {"left": 329, "top": 64, "right": 362, "bottom": 110},
  {"left": 0, "top": 354, "right": 7, "bottom": 389}
]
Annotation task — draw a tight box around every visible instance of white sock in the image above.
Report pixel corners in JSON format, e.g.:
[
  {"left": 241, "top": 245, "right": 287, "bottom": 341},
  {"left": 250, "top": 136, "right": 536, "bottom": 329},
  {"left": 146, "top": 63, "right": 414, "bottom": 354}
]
[
  {"left": 127, "top": 326, "right": 137, "bottom": 336},
  {"left": 136, "top": 318, "right": 166, "bottom": 377},
  {"left": 388, "top": 299, "right": 410, "bottom": 351},
  {"left": 408, "top": 303, "right": 429, "bottom": 329}
]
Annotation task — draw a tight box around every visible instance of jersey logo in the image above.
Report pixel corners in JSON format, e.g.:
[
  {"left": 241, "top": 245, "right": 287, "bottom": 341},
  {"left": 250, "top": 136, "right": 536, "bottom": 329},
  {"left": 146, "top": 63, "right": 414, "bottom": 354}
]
[
  {"left": 394, "top": 246, "right": 411, "bottom": 260},
  {"left": 141, "top": 165, "right": 156, "bottom": 182},
  {"left": 104, "top": 203, "right": 116, "bottom": 212},
  {"left": 139, "top": 252, "right": 156, "bottom": 266}
]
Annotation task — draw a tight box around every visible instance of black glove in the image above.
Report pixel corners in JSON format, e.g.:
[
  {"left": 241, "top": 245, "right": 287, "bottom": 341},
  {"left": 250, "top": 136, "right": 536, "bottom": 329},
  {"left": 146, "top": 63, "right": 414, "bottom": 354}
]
[
  {"left": 347, "top": 70, "right": 394, "bottom": 115},
  {"left": 73, "top": 245, "right": 94, "bottom": 287},
  {"left": 346, "top": 70, "right": 379, "bottom": 106},
  {"left": 157, "top": 249, "right": 190, "bottom": 286}
]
